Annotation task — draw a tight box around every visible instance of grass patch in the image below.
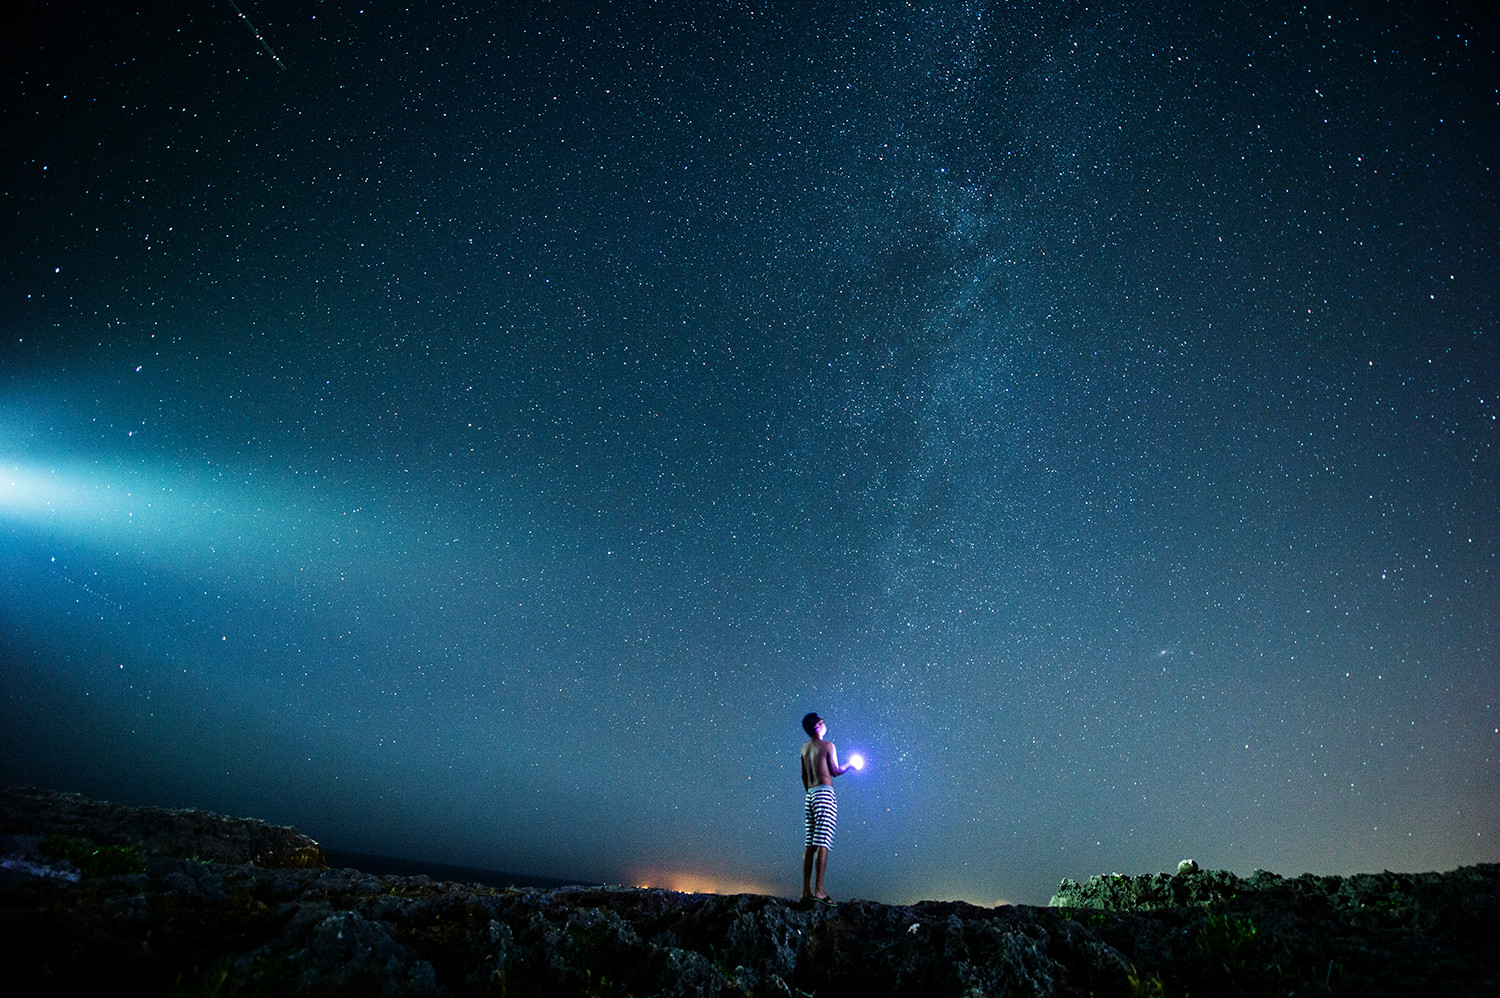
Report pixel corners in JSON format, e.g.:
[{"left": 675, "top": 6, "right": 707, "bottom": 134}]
[{"left": 41, "top": 834, "right": 146, "bottom": 877}]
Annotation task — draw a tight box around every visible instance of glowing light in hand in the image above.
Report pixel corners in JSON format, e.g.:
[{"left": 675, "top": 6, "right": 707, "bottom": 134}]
[{"left": 849, "top": 754, "right": 864, "bottom": 770}]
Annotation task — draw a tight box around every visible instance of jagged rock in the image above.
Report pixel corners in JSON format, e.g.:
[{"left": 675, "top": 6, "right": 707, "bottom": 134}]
[
  {"left": 284, "top": 908, "right": 442, "bottom": 996},
  {"left": 0, "top": 785, "right": 325, "bottom": 868},
  {"left": 1, "top": 786, "right": 1496, "bottom": 996}
]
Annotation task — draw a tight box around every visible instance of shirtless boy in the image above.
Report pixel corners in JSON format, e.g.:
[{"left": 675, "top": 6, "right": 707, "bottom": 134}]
[{"left": 800, "top": 711, "right": 855, "bottom": 904}]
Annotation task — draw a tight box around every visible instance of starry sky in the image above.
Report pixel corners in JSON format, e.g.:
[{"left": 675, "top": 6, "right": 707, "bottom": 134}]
[{"left": 1, "top": 1, "right": 1495, "bottom": 905}]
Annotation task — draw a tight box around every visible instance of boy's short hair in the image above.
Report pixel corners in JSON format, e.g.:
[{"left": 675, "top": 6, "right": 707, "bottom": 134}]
[{"left": 802, "top": 712, "right": 823, "bottom": 737}]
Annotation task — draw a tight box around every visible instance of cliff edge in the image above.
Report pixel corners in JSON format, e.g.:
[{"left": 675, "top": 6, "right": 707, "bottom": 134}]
[{"left": 2, "top": 786, "right": 1495, "bottom": 996}]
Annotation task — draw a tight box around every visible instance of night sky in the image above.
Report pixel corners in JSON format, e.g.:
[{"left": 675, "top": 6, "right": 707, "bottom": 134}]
[{"left": 2, "top": 1, "right": 1495, "bottom": 906}]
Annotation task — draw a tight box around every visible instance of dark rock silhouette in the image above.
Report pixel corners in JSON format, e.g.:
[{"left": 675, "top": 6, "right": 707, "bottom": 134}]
[
  {"left": 2, "top": 786, "right": 1495, "bottom": 996},
  {"left": 0, "top": 784, "right": 325, "bottom": 868}
]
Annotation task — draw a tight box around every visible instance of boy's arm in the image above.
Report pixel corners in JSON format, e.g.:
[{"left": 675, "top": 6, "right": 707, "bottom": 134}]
[{"left": 826, "top": 741, "right": 852, "bottom": 777}]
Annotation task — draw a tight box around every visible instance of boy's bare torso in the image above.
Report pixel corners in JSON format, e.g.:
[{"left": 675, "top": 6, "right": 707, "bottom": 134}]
[{"left": 801, "top": 738, "right": 836, "bottom": 789}]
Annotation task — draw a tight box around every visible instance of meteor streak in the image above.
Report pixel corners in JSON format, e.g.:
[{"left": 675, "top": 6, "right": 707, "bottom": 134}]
[{"left": 227, "top": 0, "right": 287, "bottom": 71}]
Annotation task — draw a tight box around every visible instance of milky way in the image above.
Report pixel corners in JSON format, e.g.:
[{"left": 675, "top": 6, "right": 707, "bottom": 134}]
[{"left": 2, "top": 1, "right": 1494, "bottom": 904}]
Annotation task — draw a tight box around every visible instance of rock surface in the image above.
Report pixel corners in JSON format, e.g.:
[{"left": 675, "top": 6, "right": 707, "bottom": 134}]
[
  {"left": 0, "top": 784, "right": 325, "bottom": 867},
  {"left": 2, "top": 786, "right": 1495, "bottom": 996}
]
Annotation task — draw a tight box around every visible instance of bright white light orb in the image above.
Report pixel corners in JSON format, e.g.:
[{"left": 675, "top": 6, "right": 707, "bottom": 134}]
[{"left": 849, "top": 754, "right": 864, "bottom": 770}]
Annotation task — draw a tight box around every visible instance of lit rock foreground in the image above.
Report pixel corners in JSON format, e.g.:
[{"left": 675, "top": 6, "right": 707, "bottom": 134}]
[{"left": 2, "top": 787, "right": 1495, "bottom": 996}]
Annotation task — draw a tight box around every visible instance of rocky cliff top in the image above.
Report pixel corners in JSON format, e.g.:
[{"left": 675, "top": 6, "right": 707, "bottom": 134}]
[
  {"left": 0, "top": 784, "right": 324, "bottom": 867},
  {"left": 1, "top": 786, "right": 1495, "bottom": 997}
]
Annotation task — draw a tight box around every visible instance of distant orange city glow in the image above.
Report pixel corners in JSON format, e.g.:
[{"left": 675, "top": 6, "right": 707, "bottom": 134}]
[{"left": 631, "top": 869, "right": 774, "bottom": 896}]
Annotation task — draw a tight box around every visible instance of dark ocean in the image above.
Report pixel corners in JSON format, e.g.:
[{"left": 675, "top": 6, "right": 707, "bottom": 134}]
[{"left": 323, "top": 850, "right": 593, "bottom": 891}]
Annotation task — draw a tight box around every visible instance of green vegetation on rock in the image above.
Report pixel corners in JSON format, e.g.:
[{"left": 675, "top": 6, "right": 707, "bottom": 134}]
[{"left": 40, "top": 834, "right": 146, "bottom": 877}]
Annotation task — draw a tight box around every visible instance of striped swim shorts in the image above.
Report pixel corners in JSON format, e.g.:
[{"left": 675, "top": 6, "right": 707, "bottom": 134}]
[{"left": 804, "top": 785, "right": 837, "bottom": 850}]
